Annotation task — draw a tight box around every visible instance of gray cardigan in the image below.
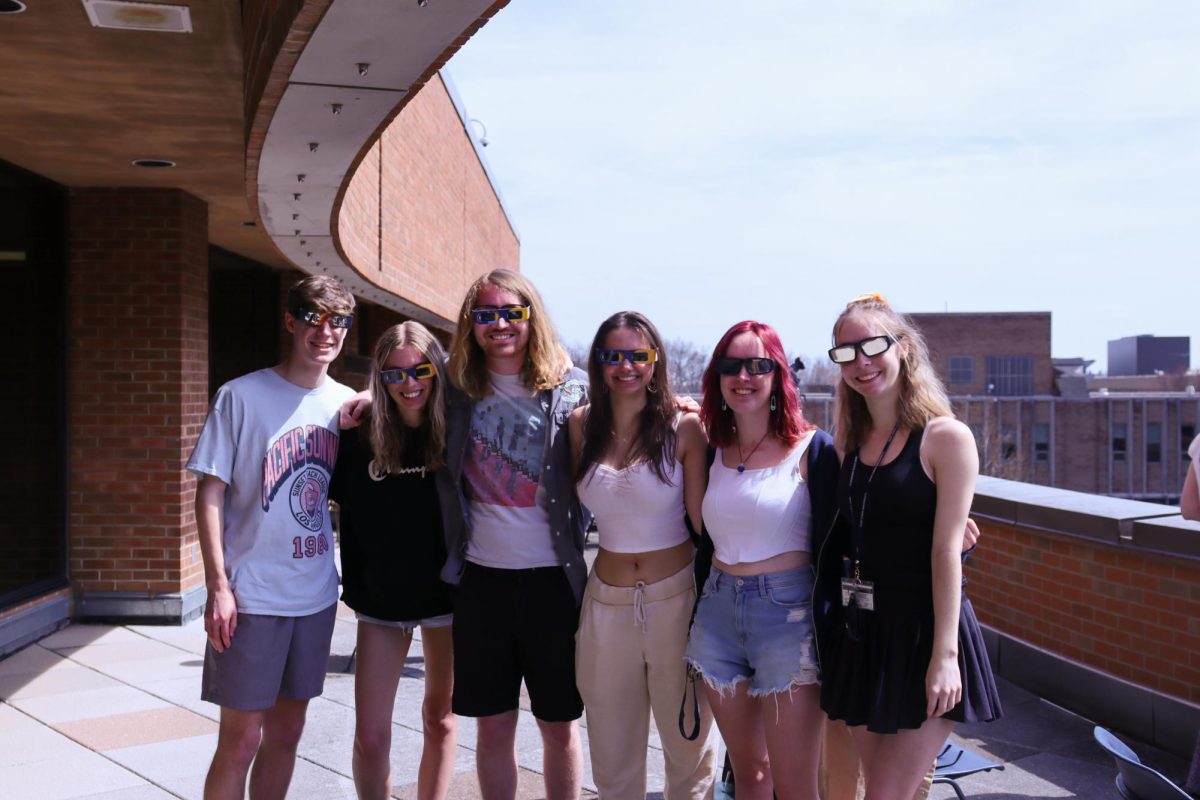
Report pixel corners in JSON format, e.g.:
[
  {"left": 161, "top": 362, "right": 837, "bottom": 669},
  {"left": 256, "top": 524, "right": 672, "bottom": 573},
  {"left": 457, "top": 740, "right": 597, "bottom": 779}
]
[{"left": 435, "top": 368, "right": 593, "bottom": 605}]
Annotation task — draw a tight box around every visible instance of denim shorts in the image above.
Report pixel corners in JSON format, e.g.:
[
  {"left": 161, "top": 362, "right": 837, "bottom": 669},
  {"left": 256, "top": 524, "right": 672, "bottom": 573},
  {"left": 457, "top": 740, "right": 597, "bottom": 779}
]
[{"left": 684, "top": 566, "right": 819, "bottom": 696}]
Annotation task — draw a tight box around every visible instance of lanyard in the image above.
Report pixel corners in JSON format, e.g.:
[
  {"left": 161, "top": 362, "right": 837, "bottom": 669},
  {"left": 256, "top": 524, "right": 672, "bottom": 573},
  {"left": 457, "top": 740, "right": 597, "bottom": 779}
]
[{"left": 846, "top": 421, "right": 901, "bottom": 581}]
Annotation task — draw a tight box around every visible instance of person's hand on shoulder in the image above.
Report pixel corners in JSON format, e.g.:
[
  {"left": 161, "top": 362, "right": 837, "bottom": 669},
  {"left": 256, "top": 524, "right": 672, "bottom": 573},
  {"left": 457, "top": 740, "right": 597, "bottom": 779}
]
[{"left": 340, "top": 390, "right": 372, "bottom": 429}]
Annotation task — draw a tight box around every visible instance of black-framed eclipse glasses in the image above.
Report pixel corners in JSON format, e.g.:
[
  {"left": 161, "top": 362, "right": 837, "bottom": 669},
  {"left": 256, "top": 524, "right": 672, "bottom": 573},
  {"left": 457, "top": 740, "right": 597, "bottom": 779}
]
[
  {"left": 828, "top": 334, "right": 900, "bottom": 364},
  {"left": 294, "top": 307, "right": 354, "bottom": 329},
  {"left": 714, "top": 356, "right": 776, "bottom": 376},
  {"left": 595, "top": 348, "right": 658, "bottom": 366}
]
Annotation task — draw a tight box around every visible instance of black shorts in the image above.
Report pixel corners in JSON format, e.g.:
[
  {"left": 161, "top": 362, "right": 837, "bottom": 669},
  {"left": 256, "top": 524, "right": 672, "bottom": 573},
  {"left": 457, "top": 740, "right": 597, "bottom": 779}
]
[{"left": 452, "top": 562, "right": 583, "bottom": 722}]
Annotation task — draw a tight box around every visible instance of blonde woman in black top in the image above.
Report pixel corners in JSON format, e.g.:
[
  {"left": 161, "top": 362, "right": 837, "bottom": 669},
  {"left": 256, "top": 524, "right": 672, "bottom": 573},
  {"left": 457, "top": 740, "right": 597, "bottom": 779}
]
[{"left": 331, "top": 322, "right": 455, "bottom": 800}]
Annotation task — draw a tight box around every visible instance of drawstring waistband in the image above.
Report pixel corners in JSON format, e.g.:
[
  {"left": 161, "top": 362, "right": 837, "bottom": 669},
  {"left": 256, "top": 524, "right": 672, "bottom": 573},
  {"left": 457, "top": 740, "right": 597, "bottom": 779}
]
[{"left": 633, "top": 581, "right": 647, "bottom": 632}]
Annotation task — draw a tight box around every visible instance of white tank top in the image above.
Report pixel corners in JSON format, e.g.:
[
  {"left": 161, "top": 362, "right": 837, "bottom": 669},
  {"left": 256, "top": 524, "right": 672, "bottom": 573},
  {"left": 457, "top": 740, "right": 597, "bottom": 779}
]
[
  {"left": 702, "top": 431, "right": 815, "bottom": 565},
  {"left": 577, "top": 458, "right": 691, "bottom": 554}
]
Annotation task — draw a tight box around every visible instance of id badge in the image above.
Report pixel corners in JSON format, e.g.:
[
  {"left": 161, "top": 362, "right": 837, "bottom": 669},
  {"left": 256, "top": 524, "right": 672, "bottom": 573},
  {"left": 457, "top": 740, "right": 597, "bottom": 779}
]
[
  {"left": 853, "top": 579, "right": 875, "bottom": 611},
  {"left": 841, "top": 577, "right": 875, "bottom": 611}
]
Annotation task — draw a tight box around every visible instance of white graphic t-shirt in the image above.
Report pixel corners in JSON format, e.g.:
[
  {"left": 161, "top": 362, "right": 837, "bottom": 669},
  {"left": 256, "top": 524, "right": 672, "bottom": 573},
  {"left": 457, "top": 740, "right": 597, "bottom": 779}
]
[
  {"left": 464, "top": 371, "right": 557, "bottom": 568},
  {"left": 187, "top": 368, "right": 355, "bottom": 615}
]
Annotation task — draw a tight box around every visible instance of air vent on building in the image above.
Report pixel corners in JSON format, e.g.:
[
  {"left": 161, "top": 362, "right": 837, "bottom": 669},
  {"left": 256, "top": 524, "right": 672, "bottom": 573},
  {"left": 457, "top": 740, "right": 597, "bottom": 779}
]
[{"left": 81, "top": 1, "right": 192, "bottom": 33}]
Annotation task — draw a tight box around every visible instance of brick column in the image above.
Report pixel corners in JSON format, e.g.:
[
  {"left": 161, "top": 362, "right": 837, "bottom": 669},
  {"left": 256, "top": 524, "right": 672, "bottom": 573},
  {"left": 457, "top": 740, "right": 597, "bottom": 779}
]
[{"left": 69, "top": 188, "right": 209, "bottom": 622}]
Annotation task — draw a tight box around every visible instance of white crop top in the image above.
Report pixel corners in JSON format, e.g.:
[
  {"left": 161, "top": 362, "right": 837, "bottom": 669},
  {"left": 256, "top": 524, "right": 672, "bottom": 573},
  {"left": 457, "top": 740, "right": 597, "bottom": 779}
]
[
  {"left": 701, "top": 431, "right": 815, "bottom": 565},
  {"left": 576, "top": 458, "right": 691, "bottom": 554}
]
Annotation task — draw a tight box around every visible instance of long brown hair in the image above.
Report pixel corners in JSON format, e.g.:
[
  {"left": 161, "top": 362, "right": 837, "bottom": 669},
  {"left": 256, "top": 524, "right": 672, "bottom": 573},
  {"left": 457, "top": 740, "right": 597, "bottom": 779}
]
[
  {"left": 368, "top": 322, "right": 447, "bottom": 472},
  {"left": 575, "top": 312, "right": 677, "bottom": 485},
  {"left": 831, "top": 294, "right": 952, "bottom": 453},
  {"left": 447, "top": 269, "right": 569, "bottom": 399}
]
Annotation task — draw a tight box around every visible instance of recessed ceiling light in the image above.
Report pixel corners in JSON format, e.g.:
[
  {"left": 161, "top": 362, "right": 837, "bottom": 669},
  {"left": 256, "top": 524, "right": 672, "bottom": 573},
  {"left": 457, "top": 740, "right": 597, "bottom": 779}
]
[
  {"left": 82, "top": 1, "right": 192, "bottom": 33},
  {"left": 132, "top": 158, "right": 176, "bottom": 168},
  {"left": 0, "top": 1, "right": 28, "bottom": 15}
]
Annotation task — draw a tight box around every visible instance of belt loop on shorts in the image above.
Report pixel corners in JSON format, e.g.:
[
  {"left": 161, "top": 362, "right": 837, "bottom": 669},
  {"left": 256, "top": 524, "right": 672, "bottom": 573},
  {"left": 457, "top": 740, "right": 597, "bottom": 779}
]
[{"left": 633, "top": 581, "right": 647, "bottom": 632}]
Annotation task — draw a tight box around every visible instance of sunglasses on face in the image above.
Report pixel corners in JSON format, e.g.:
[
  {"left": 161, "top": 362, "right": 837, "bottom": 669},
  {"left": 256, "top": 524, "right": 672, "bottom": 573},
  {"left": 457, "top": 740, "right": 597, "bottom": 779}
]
[
  {"left": 595, "top": 348, "right": 658, "bottom": 366},
  {"left": 470, "top": 305, "right": 530, "bottom": 325},
  {"left": 714, "top": 356, "right": 776, "bottom": 376},
  {"left": 828, "top": 334, "right": 899, "bottom": 364},
  {"left": 380, "top": 363, "right": 436, "bottom": 384},
  {"left": 295, "top": 308, "right": 353, "bottom": 329}
]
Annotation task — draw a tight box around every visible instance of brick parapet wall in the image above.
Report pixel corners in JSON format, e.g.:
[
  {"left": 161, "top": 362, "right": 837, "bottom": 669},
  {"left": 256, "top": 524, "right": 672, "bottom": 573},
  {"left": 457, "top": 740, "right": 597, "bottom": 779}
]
[
  {"left": 969, "top": 485, "right": 1200, "bottom": 704},
  {"left": 69, "top": 188, "right": 208, "bottom": 597}
]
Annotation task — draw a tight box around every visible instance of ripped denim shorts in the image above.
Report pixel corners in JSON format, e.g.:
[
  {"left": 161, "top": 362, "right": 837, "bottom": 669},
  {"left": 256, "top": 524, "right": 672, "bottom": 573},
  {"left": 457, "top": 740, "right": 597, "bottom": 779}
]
[{"left": 684, "top": 565, "right": 819, "bottom": 696}]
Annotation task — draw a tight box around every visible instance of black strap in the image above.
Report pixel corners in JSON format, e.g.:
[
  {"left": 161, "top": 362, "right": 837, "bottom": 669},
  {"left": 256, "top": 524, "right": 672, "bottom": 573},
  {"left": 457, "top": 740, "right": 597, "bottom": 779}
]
[{"left": 677, "top": 663, "right": 702, "bottom": 740}]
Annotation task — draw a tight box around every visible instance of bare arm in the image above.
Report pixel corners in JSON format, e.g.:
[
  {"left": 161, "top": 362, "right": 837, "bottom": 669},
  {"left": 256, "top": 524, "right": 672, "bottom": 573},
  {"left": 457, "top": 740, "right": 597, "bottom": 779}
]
[
  {"left": 196, "top": 475, "right": 237, "bottom": 652},
  {"left": 339, "top": 389, "right": 372, "bottom": 429},
  {"left": 1183, "top": 461, "right": 1200, "bottom": 521},
  {"left": 923, "top": 416, "right": 978, "bottom": 718},
  {"left": 677, "top": 413, "right": 709, "bottom": 535}
]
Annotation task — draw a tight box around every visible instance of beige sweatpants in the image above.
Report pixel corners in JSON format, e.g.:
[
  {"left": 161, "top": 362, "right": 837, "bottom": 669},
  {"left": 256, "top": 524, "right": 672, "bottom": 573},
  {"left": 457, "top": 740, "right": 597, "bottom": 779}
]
[{"left": 575, "top": 562, "right": 716, "bottom": 800}]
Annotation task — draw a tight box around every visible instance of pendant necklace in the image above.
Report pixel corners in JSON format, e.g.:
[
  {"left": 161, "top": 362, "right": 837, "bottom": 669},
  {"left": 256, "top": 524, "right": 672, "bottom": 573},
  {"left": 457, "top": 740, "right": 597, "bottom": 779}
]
[{"left": 736, "top": 430, "right": 771, "bottom": 473}]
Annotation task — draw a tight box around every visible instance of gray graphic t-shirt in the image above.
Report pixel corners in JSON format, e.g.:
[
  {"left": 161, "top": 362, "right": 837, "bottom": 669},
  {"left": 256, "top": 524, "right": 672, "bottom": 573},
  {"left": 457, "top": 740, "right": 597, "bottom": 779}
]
[{"left": 187, "top": 368, "right": 354, "bottom": 615}]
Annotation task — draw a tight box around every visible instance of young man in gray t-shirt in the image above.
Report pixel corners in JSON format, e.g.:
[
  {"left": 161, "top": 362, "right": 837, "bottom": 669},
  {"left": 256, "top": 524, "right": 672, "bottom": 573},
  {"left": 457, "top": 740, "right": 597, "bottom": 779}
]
[{"left": 186, "top": 275, "right": 355, "bottom": 800}]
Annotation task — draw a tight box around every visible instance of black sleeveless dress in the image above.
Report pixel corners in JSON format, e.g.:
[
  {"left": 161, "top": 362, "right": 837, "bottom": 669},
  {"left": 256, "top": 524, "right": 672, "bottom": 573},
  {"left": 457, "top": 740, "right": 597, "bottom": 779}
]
[{"left": 818, "top": 428, "right": 1002, "bottom": 733}]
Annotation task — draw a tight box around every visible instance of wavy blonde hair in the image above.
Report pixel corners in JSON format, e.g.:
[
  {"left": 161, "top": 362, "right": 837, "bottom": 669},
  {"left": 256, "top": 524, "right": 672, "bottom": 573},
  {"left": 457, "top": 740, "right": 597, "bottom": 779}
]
[
  {"left": 832, "top": 294, "right": 952, "bottom": 453},
  {"left": 369, "top": 322, "right": 447, "bottom": 472},
  {"left": 448, "top": 269, "right": 568, "bottom": 399}
]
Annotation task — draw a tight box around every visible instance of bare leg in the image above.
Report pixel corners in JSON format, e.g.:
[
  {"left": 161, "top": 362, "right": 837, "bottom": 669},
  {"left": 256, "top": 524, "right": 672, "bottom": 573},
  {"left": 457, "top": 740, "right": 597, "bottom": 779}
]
[
  {"left": 476, "top": 710, "right": 519, "bottom": 800},
  {"left": 705, "top": 681, "right": 772, "bottom": 800},
  {"left": 851, "top": 717, "right": 953, "bottom": 800},
  {"left": 537, "top": 719, "right": 582, "bottom": 800},
  {"left": 352, "top": 622, "right": 411, "bottom": 799},
  {"left": 204, "top": 707, "right": 264, "bottom": 800},
  {"left": 417, "top": 625, "right": 457, "bottom": 800},
  {"left": 820, "top": 717, "right": 865, "bottom": 800},
  {"left": 759, "top": 683, "right": 823, "bottom": 800},
  {"left": 248, "top": 696, "right": 309, "bottom": 800}
]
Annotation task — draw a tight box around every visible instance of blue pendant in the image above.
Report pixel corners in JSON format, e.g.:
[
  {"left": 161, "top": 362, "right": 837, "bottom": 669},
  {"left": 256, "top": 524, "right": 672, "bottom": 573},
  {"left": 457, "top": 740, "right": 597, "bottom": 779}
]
[{"left": 737, "top": 464, "right": 746, "bottom": 473}]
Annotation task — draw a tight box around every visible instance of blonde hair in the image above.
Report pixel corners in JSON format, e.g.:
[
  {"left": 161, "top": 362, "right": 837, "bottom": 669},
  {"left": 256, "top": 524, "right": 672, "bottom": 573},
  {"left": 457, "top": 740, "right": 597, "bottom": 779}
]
[
  {"left": 832, "top": 294, "right": 952, "bottom": 452},
  {"left": 448, "top": 269, "right": 568, "bottom": 399},
  {"left": 368, "top": 322, "right": 447, "bottom": 472}
]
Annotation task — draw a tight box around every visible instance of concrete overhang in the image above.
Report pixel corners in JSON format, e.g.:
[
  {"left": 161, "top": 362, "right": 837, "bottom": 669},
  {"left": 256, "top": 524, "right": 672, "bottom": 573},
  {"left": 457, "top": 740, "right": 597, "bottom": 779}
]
[
  {"left": 0, "top": 0, "right": 511, "bottom": 328},
  {"left": 247, "top": 0, "right": 511, "bottom": 330}
]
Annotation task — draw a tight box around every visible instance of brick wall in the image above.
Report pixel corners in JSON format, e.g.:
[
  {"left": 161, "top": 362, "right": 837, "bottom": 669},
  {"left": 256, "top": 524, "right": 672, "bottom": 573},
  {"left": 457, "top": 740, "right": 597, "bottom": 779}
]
[
  {"left": 970, "top": 518, "right": 1200, "bottom": 704},
  {"left": 69, "top": 188, "right": 208, "bottom": 598},
  {"left": 912, "top": 312, "right": 1053, "bottom": 396},
  {"left": 338, "top": 73, "right": 520, "bottom": 321}
]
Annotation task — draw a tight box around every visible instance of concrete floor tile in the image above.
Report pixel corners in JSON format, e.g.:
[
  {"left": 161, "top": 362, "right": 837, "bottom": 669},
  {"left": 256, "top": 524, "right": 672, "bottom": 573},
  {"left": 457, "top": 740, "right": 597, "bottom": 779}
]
[
  {"left": 0, "top": 643, "right": 77, "bottom": 676},
  {"left": 10, "top": 683, "right": 171, "bottom": 724},
  {"left": 39, "top": 624, "right": 144, "bottom": 650},
  {"left": 127, "top": 618, "right": 207, "bottom": 656},
  {"left": 84, "top": 653, "right": 204, "bottom": 684},
  {"left": 75, "top": 786, "right": 177, "bottom": 799},
  {"left": 0, "top": 665, "right": 122, "bottom": 700},
  {"left": 0, "top": 750, "right": 151, "bottom": 800},
  {"left": 55, "top": 706, "right": 218, "bottom": 751},
  {"left": 295, "top": 695, "right": 357, "bottom": 776},
  {"left": 0, "top": 702, "right": 96, "bottom": 767},
  {"left": 139, "top": 674, "right": 221, "bottom": 721},
  {"left": 56, "top": 639, "right": 188, "bottom": 665},
  {"left": 105, "top": 732, "right": 219, "bottom": 781}
]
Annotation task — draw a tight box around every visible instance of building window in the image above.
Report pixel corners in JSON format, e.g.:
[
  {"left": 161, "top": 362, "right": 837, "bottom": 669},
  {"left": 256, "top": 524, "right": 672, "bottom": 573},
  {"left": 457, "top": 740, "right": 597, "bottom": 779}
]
[
  {"left": 1033, "top": 423, "right": 1050, "bottom": 462},
  {"left": 985, "top": 355, "right": 1033, "bottom": 396},
  {"left": 1147, "top": 422, "right": 1162, "bottom": 463},
  {"left": 948, "top": 356, "right": 974, "bottom": 385},
  {"left": 1183, "top": 424, "right": 1196, "bottom": 460},
  {"left": 1112, "top": 423, "right": 1127, "bottom": 462}
]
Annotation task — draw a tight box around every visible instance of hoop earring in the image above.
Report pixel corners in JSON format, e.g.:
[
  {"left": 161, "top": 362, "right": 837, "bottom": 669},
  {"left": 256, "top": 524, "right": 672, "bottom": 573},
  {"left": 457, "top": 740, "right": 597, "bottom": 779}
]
[
  {"left": 647, "top": 379, "right": 658, "bottom": 394},
  {"left": 770, "top": 394, "right": 777, "bottom": 412}
]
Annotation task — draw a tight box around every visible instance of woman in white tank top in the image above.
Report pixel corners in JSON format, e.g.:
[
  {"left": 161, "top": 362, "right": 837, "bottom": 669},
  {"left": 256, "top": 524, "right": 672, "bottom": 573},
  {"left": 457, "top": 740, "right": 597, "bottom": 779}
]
[
  {"left": 568, "top": 311, "right": 716, "bottom": 800},
  {"left": 683, "top": 320, "right": 824, "bottom": 800}
]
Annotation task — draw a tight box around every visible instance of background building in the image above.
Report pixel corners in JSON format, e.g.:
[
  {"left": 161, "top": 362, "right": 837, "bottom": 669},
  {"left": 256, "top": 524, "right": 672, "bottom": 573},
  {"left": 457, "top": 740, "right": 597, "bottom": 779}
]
[
  {"left": 1108, "top": 334, "right": 1191, "bottom": 376},
  {"left": 0, "top": 0, "right": 515, "bottom": 655}
]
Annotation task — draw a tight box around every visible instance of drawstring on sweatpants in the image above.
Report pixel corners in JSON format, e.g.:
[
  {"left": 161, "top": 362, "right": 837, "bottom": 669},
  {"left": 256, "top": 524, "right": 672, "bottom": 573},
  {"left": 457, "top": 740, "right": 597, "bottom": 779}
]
[{"left": 633, "top": 581, "right": 647, "bottom": 632}]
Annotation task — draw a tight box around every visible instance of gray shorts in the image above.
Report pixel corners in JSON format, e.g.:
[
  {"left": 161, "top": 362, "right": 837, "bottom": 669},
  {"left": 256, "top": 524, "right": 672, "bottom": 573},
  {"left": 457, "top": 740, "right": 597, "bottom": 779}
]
[{"left": 201, "top": 602, "right": 338, "bottom": 711}]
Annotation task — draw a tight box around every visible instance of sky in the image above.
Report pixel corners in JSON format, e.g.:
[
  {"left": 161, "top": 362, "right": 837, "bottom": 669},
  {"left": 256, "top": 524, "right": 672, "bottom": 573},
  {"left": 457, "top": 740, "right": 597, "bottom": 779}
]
[{"left": 448, "top": 0, "right": 1200, "bottom": 373}]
